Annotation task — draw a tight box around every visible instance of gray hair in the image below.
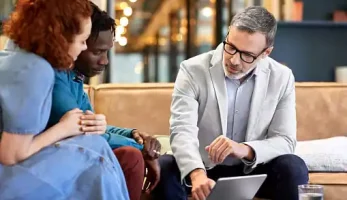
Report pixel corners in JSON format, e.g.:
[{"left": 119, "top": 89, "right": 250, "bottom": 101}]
[{"left": 230, "top": 6, "right": 277, "bottom": 46}]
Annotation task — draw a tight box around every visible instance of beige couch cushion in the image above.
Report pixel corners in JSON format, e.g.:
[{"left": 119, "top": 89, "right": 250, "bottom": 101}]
[
  {"left": 89, "top": 83, "right": 347, "bottom": 200},
  {"left": 296, "top": 83, "right": 347, "bottom": 141},
  {"left": 91, "top": 82, "right": 347, "bottom": 141},
  {"left": 309, "top": 173, "right": 347, "bottom": 185},
  {"left": 83, "top": 84, "right": 94, "bottom": 107},
  {"left": 309, "top": 173, "right": 347, "bottom": 200},
  {"left": 93, "top": 83, "right": 173, "bottom": 135}
]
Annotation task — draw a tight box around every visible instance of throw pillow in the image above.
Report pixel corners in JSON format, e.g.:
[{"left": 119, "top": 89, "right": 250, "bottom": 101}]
[{"left": 295, "top": 136, "right": 347, "bottom": 172}]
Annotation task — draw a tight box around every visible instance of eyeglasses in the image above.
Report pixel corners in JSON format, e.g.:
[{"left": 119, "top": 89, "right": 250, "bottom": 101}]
[{"left": 223, "top": 40, "right": 268, "bottom": 64}]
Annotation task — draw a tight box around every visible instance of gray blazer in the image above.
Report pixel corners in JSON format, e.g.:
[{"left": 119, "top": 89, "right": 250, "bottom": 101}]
[{"left": 170, "top": 44, "right": 297, "bottom": 181}]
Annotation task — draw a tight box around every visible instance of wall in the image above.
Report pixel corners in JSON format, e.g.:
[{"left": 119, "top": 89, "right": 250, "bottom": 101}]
[
  {"left": 271, "top": 0, "right": 347, "bottom": 82},
  {"left": 272, "top": 22, "right": 347, "bottom": 82},
  {"left": 303, "top": 0, "right": 347, "bottom": 20}
]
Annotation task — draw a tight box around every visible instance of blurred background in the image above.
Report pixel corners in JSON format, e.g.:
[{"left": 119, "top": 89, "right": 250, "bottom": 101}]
[{"left": 1, "top": 0, "right": 347, "bottom": 84}]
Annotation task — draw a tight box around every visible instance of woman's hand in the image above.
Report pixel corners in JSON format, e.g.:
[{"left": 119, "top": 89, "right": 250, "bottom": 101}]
[
  {"left": 80, "top": 110, "right": 107, "bottom": 135},
  {"left": 59, "top": 108, "right": 84, "bottom": 137}
]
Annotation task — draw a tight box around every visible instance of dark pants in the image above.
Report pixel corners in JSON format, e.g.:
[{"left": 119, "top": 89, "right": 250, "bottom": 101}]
[
  {"left": 113, "top": 146, "right": 145, "bottom": 200},
  {"left": 152, "top": 154, "right": 308, "bottom": 200}
]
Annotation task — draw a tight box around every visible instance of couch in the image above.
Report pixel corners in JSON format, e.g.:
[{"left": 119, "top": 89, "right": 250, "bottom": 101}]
[{"left": 84, "top": 82, "right": 347, "bottom": 200}]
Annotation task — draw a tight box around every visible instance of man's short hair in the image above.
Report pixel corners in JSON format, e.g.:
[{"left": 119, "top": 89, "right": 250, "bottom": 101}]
[
  {"left": 230, "top": 6, "right": 277, "bottom": 46},
  {"left": 89, "top": 2, "right": 116, "bottom": 41}
]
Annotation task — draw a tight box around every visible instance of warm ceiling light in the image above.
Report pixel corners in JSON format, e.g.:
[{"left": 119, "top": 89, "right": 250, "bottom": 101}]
[
  {"left": 129, "top": 0, "right": 137, "bottom": 2},
  {"left": 120, "top": 17, "right": 129, "bottom": 26},
  {"left": 176, "top": 34, "right": 183, "bottom": 42},
  {"left": 179, "top": 27, "right": 187, "bottom": 34},
  {"left": 123, "top": 7, "right": 133, "bottom": 16},
  {"left": 119, "top": 2, "right": 128, "bottom": 9},
  {"left": 116, "top": 26, "right": 126, "bottom": 34},
  {"left": 115, "top": 34, "right": 120, "bottom": 42},
  {"left": 201, "top": 7, "right": 213, "bottom": 17},
  {"left": 159, "top": 38, "right": 167, "bottom": 46},
  {"left": 119, "top": 37, "right": 128, "bottom": 46}
]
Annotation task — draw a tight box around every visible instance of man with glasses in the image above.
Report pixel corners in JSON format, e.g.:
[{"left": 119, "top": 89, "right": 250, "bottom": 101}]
[{"left": 152, "top": 6, "right": 308, "bottom": 200}]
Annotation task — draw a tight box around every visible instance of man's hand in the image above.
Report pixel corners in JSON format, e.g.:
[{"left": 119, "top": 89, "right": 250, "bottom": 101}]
[
  {"left": 190, "top": 169, "right": 215, "bottom": 200},
  {"left": 132, "top": 130, "right": 161, "bottom": 160},
  {"left": 80, "top": 110, "right": 107, "bottom": 134},
  {"left": 205, "top": 135, "right": 254, "bottom": 164},
  {"left": 143, "top": 159, "right": 160, "bottom": 194}
]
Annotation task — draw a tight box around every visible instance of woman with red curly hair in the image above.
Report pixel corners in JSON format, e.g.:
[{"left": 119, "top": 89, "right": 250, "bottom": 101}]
[{"left": 0, "top": 0, "right": 129, "bottom": 199}]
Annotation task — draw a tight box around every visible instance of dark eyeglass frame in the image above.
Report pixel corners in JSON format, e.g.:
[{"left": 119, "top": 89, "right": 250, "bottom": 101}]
[{"left": 223, "top": 35, "right": 269, "bottom": 64}]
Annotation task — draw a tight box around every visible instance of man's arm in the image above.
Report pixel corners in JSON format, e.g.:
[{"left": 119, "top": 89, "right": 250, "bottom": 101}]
[
  {"left": 170, "top": 63, "right": 205, "bottom": 182},
  {"left": 51, "top": 72, "right": 135, "bottom": 136},
  {"left": 80, "top": 84, "right": 134, "bottom": 138},
  {"left": 104, "top": 126, "right": 144, "bottom": 150},
  {"left": 244, "top": 72, "right": 296, "bottom": 170},
  {"left": 48, "top": 71, "right": 81, "bottom": 128},
  {"left": 101, "top": 132, "right": 143, "bottom": 150},
  {"left": 80, "top": 79, "right": 143, "bottom": 150},
  {"left": 106, "top": 125, "right": 133, "bottom": 138}
]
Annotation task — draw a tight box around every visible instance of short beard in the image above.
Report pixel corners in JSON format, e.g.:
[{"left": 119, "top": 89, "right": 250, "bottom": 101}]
[{"left": 226, "top": 64, "right": 257, "bottom": 80}]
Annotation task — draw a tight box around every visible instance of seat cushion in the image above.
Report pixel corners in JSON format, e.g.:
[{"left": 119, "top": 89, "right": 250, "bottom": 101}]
[
  {"left": 309, "top": 173, "right": 347, "bottom": 185},
  {"left": 309, "top": 173, "right": 347, "bottom": 200}
]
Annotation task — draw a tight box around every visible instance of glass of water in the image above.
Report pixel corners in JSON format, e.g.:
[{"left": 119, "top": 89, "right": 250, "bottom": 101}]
[{"left": 298, "top": 184, "right": 324, "bottom": 200}]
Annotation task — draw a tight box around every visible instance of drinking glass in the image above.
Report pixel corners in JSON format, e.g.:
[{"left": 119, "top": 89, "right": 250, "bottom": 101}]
[{"left": 298, "top": 184, "right": 324, "bottom": 200}]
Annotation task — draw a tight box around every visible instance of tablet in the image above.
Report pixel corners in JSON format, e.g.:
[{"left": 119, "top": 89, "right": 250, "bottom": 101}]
[{"left": 207, "top": 174, "right": 267, "bottom": 200}]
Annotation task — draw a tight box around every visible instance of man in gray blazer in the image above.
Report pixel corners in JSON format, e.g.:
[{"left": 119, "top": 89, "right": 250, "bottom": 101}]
[{"left": 152, "top": 6, "right": 308, "bottom": 200}]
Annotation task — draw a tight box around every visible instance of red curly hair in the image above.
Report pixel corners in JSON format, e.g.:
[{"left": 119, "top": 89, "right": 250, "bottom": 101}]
[{"left": 3, "top": 0, "right": 92, "bottom": 69}]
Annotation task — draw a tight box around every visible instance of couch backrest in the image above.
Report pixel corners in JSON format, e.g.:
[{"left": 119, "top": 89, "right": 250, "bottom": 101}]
[
  {"left": 91, "top": 83, "right": 173, "bottom": 135},
  {"left": 295, "top": 83, "right": 347, "bottom": 140},
  {"left": 85, "top": 83, "right": 347, "bottom": 141}
]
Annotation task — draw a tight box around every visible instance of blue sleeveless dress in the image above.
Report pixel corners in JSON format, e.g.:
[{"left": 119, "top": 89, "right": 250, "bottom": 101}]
[{"left": 0, "top": 40, "right": 130, "bottom": 200}]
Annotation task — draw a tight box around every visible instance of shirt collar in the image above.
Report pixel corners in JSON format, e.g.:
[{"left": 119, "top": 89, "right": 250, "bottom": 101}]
[{"left": 72, "top": 70, "right": 85, "bottom": 82}]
